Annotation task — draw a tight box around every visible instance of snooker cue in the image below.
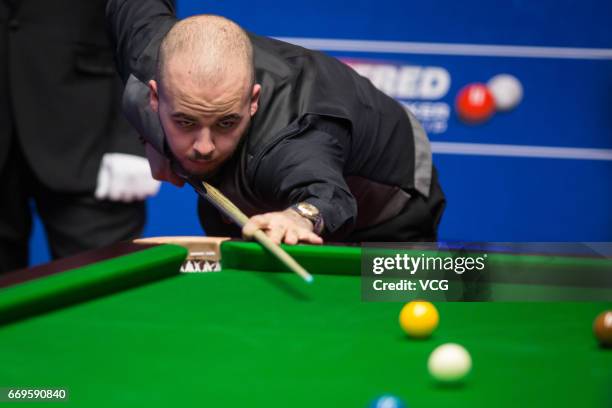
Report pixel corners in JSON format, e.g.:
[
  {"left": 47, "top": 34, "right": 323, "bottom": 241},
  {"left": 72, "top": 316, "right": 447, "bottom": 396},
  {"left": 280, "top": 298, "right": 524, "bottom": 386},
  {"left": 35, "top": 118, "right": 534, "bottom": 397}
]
[{"left": 199, "top": 181, "right": 314, "bottom": 283}]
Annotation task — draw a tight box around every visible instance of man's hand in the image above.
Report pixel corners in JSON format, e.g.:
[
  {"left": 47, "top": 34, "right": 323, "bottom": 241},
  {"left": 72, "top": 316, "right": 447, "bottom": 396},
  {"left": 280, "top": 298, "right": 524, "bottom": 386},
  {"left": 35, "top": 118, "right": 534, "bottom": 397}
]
[
  {"left": 144, "top": 142, "right": 185, "bottom": 187},
  {"left": 242, "top": 209, "right": 324, "bottom": 245},
  {"left": 95, "top": 153, "right": 161, "bottom": 202}
]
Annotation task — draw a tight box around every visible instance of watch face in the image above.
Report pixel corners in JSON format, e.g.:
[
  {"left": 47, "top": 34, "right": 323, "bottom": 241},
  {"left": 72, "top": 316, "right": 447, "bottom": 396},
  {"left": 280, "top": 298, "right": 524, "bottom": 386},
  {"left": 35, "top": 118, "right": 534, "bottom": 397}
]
[
  {"left": 293, "top": 202, "right": 324, "bottom": 234},
  {"left": 297, "top": 202, "right": 319, "bottom": 217}
]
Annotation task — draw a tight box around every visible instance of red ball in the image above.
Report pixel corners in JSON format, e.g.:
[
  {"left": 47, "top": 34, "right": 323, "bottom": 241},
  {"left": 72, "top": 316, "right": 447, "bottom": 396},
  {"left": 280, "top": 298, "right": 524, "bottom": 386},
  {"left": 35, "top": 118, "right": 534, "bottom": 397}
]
[{"left": 455, "top": 83, "right": 496, "bottom": 124}]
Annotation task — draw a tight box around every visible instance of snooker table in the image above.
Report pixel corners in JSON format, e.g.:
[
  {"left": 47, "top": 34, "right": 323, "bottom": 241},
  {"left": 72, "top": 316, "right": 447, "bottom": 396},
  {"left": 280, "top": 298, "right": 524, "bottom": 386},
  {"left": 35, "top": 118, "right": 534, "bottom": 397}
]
[{"left": 0, "top": 238, "right": 611, "bottom": 407}]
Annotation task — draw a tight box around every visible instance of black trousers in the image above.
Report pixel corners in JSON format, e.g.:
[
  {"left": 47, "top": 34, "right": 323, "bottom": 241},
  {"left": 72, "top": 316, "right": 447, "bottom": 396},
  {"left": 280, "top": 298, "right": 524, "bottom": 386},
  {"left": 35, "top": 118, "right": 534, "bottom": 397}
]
[
  {"left": 197, "top": 167, "right": 446, "bottom": 242},
  {"left": 0, "top": 138, "right": 146, "bottom": 273}
]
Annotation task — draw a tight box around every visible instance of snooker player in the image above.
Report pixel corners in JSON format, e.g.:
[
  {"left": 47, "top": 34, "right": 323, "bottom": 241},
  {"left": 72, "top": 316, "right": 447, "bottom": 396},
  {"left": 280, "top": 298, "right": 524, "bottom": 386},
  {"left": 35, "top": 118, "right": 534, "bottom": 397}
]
[{"left": 106, "top": 0, "right": 445, "bottom": 244}]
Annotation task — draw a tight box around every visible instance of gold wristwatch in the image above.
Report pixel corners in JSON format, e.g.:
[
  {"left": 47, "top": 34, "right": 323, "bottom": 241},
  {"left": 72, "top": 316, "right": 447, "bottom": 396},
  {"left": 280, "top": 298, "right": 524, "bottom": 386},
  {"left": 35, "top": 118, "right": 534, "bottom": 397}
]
[{"left": 290, "top": 202, "right": 324, "bottom": 235}]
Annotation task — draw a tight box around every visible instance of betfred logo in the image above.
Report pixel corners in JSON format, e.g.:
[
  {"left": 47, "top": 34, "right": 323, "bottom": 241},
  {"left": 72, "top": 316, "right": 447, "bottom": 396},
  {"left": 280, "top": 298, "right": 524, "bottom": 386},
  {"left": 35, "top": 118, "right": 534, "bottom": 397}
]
[
  {"left": 341, "top": 58, "right": 452, "bottom": 134},
  {"left": 341, "top": 59, "right": 451, "bottom": 100},
  {"left": 340, "top": 57, "right": 523, "bottom": 131}
]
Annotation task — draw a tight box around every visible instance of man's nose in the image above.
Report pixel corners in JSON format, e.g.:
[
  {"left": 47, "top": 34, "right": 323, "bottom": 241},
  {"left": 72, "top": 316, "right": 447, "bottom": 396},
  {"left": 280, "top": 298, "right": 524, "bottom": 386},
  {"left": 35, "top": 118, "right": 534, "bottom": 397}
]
[{"left": 193, "top": 128, "right": 215, "bottom": 157}]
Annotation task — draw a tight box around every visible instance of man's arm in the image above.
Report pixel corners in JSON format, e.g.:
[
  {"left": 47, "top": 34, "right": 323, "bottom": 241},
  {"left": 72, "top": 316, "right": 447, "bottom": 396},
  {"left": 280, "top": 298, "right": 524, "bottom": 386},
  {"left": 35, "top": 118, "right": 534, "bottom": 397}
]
[
  {"left": 250, "top": 122, "right": 358, "bottom": 242},
  {"left": 106, "top": 0, "right": 183, "bottom": 185},
  {"left": 106, "top": 0, "right": 177, "bottom": 83}
]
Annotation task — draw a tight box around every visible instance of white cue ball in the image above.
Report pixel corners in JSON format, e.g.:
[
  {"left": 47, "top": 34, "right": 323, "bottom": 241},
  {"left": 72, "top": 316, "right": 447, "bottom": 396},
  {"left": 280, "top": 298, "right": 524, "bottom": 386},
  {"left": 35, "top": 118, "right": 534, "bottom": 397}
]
[
  {"left": 428, "top": 343, "right": 472, "bottom": 382},
  {"left": 487, "top": 74, "right": 523, "bottom": 111}
]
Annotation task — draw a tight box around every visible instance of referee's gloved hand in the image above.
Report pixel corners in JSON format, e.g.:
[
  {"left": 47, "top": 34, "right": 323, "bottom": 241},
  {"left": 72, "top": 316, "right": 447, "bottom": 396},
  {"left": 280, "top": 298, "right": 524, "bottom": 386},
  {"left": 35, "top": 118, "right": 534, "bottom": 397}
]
[{"left": 95, "top": 153, "right": 161, "bottom": 202}]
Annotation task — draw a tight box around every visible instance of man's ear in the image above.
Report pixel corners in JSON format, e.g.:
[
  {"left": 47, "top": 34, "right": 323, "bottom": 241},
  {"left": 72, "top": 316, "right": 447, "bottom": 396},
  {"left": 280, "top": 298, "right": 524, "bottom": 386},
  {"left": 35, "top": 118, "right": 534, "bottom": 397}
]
[
  {"left": 250, "top": 84, "right": 261, "bottom": 117},
  {"left": 149, "top": 80, "right": 160, "bottom": 113}
]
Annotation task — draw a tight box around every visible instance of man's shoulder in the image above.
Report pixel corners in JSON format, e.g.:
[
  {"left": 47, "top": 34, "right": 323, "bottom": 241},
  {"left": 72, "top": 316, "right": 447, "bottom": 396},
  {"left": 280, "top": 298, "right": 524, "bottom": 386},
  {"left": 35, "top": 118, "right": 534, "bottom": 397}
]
[
  {"left": 249, "top": 33, "right": 345, "bottom": 71},
  {"left": 249, "top": 34, "right": 309, "bottom": 58}
]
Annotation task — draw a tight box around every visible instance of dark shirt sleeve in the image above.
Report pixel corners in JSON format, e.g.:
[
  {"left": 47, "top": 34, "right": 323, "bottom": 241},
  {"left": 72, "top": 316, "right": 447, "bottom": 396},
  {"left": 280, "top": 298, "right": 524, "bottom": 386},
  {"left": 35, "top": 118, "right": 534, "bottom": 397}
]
[
  {"left": 105, "top": 0, "right": 177, "bottom": 154},
  {"left": 105, "top": 0, "right": 177, "bottom": 83},
  {"left": 255, "top": 121, "right": 357, "bottom": 238}
]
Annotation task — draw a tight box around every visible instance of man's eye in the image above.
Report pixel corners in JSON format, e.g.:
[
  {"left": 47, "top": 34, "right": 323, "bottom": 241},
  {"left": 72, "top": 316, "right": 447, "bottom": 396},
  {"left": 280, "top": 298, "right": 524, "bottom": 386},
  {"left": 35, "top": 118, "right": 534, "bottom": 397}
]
[
  {"left": 217, "top": 120, "right": 236, "bottom": 129},
  {"left": 176, "top": 120, "right": 194, "bottom": 129}
]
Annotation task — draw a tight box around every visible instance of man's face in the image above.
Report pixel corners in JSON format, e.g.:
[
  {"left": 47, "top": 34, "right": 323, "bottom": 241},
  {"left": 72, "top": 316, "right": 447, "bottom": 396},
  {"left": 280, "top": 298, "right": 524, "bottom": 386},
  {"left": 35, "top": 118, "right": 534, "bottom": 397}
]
[{"left": 150, "top": 65, "right": 260, "bottom": 178}]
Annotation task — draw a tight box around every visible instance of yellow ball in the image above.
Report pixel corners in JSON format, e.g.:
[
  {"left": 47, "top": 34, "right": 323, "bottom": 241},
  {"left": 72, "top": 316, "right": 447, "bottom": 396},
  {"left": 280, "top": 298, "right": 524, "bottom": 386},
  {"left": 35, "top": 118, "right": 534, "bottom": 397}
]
[{"left": 399, "top": 301, "right": 439, "bottom": 338}]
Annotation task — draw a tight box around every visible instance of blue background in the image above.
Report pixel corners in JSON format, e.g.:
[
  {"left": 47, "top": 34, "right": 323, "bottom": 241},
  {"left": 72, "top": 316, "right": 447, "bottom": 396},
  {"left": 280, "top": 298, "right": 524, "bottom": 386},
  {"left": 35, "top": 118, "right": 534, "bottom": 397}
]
[{"left": 29, "top": 0, "right": 612, "bottom": 264}]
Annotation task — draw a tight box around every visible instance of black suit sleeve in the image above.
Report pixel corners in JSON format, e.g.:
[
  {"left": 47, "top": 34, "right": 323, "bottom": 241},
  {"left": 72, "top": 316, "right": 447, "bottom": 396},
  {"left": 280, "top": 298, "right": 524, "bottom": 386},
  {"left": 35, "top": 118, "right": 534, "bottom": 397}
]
[
  {"left": 106, "top": 0, "right": 177, "bottom": 83},
  {"left": 255, "top": 121, "right": 357, "bottom": 239},
  {"left": 105, "top": 0, "right": 177, "bottom": 154}
]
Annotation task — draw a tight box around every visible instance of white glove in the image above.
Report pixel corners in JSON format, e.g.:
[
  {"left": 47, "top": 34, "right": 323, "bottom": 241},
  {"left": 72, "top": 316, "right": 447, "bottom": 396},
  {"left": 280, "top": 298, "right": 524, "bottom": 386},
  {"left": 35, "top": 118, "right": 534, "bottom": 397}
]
[{"left": 95, "top": 153, "right": 161, "bottom": 202}]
